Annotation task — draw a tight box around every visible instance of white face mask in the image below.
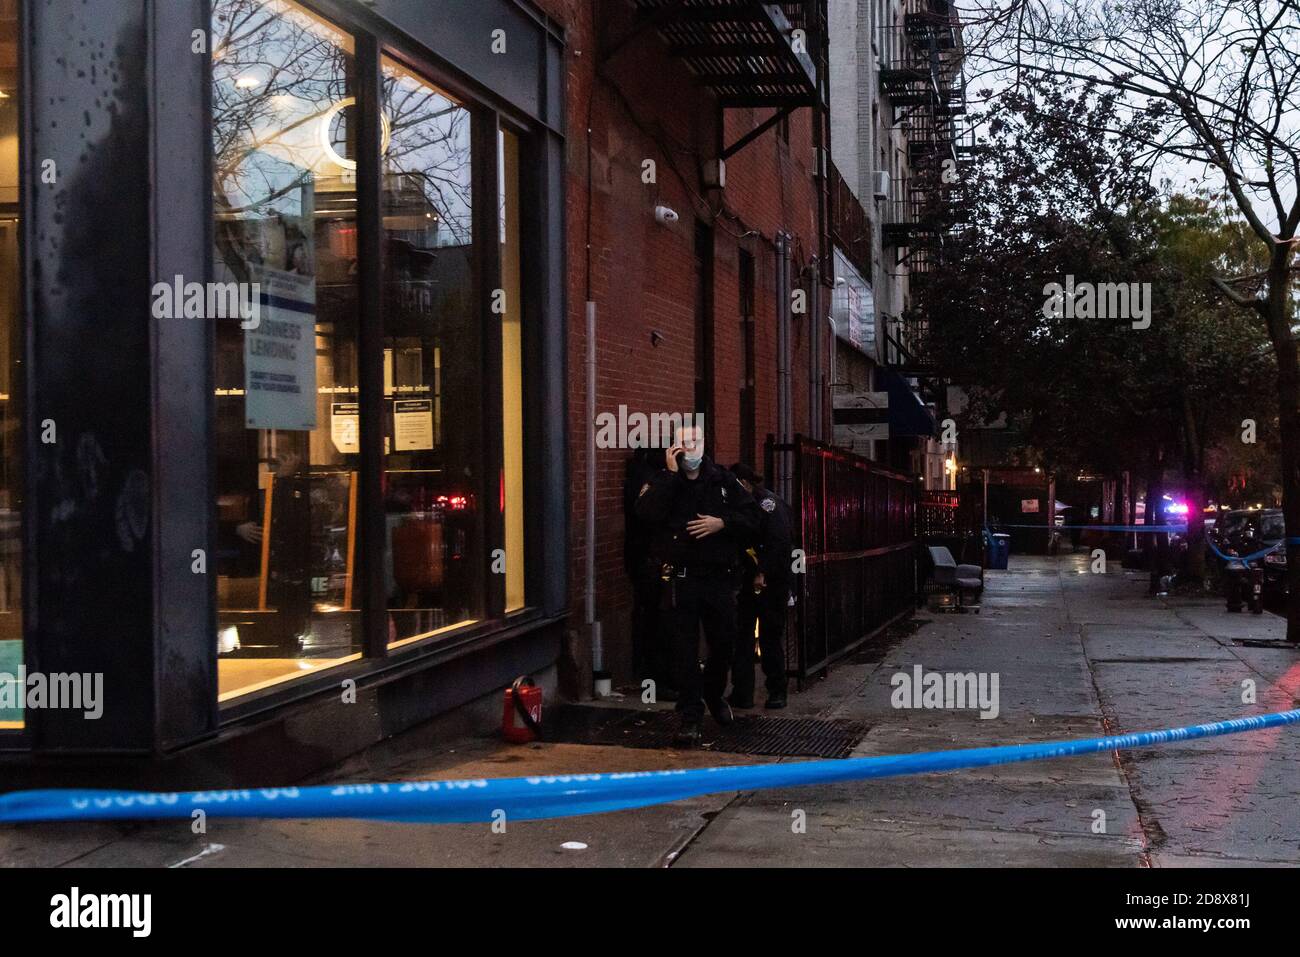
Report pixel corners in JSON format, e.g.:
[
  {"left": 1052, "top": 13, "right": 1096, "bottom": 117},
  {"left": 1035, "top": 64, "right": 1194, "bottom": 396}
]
[{"left": 682, "top": 453, "right": 704, "bottom": 471}]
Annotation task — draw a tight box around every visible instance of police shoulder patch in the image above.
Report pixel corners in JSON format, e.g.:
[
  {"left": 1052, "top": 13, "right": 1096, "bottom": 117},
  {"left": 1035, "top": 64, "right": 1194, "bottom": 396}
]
[
  {"left": 761, "top": 497, "right": 776, "bottom": 513},
  {"left": 639, "top": 482, "right": 651, "bottom": 497}
]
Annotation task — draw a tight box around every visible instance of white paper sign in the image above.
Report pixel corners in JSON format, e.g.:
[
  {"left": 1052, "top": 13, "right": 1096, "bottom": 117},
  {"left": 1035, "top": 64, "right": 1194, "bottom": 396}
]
[
  {"left": 331, "top": 402, "right": 359, "bottom": 454},
  {"left": 245, "top": 268, "right": 316, "bottom": 431},
  {"left": 393, "top": 399, "right": 434, "bottom": 451}
]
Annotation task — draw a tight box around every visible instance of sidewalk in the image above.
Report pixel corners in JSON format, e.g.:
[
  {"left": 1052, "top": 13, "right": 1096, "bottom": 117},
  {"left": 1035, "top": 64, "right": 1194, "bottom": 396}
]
[{"left": 4, "top": 555, "right": 1298, "bottom": 867}]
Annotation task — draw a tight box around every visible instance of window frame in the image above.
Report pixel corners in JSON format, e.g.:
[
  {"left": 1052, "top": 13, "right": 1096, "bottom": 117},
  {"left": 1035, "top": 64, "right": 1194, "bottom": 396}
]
[
  {"left": 0, "top": 0, "right": 27, "bottom": 745},
  {"left": 212, "top": 0, "right": 545, "bottom": 717}
]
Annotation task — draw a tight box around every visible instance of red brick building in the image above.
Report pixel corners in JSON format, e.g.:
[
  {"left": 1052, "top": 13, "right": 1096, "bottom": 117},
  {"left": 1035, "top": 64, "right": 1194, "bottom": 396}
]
[
  {"left": 0, "top": 0, "right": 844, "bottom": 779},
  {"left": 535, "top": 1, "right": 833, "bottom": 693}
]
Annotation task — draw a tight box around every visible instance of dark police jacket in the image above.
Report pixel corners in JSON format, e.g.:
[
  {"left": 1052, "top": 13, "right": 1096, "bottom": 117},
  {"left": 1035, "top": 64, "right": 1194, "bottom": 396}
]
[
  {"left": 744, "top": 484, "right": 795, "bottom": 585},
  {"left": 622, "top": 447, "right": 663, "bottom": 579},
  {"left": 634, "top": 457, "right": 760, "bottom": 572}
]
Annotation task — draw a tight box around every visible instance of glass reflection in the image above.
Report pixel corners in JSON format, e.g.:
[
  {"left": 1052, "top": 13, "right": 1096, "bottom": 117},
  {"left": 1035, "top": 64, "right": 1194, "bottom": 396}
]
[
  {"left": 381, "top": 57, "right": 482, "bottom": 645},
  {"left": 212, "top": 0, "right": 362, "bottom": 699},
  {"left": 0, "top": 0, "right": 22, "bottom": 728}
]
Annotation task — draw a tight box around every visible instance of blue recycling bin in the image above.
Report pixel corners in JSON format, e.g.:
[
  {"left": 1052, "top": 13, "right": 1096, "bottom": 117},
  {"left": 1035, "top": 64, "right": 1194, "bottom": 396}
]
[{"left": 986, "top": 533, "right": 1010, "bottom": 570}]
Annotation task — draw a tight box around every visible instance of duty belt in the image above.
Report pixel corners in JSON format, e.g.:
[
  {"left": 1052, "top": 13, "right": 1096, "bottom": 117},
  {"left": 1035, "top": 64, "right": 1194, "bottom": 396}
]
[{"left": 664, "top": 562, "right": 735, "bottom": 579}]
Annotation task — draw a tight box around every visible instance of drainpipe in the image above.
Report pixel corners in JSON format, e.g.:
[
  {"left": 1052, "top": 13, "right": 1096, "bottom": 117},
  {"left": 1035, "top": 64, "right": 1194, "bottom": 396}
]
[
  {"left": 809, "top": 257, "right": 821, "bottom": 442},
  {"left": 585, "top": 299, "right": 606, "bottom": 695},
  {"left": 776, "top": 232, "right": 790, "bottom": 500},
  {"left": 582, "top": 72, "right": 606, "bottom": 696}
]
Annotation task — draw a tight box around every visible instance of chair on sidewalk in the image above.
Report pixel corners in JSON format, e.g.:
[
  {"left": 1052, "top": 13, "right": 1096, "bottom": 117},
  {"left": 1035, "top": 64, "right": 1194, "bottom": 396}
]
[{"left": 926, "top": 546, "right": 984, "bottom": 612}]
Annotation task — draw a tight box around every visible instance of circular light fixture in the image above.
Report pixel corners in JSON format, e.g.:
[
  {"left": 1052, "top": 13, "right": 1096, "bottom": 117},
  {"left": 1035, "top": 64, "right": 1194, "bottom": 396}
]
[{"left": 319, "top": 97, "right": 391, "bottom": 170}]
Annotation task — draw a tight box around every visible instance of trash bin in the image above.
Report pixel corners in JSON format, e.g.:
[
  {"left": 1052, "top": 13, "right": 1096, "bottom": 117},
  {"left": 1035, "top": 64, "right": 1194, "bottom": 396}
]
[{"left": 986, "top": 533, "right": 1010, "bottom": 570}]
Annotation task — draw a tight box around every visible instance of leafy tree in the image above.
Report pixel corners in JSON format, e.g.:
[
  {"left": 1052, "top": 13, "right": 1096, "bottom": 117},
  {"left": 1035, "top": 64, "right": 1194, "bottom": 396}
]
[
  {"left": 921, "top": 76, "right": 1274, "bottom": 579},
  {"left": 963, "top": 0, "right": 1300, "bottom": 633}
]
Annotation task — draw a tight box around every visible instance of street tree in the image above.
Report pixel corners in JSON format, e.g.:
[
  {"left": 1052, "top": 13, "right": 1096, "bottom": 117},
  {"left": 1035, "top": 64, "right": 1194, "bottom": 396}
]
[
  {"left": 923, "top": 75, "right": 1273, "bottom": 580},
  {"left": 961, "top": 0, "right": 1300, "bottom": 633}
]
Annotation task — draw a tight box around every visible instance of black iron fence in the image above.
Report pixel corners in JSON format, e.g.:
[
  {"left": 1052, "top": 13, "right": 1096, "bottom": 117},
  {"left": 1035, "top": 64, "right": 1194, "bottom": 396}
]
[
  {"left": 768, "top": 435, "right": 918, "bottom": 682},
  {"left": 919, "top": 488, "right": 984, "bottom": 564},
  {"left": 919, "top": 489, "right": 959, "bottom": 536}
]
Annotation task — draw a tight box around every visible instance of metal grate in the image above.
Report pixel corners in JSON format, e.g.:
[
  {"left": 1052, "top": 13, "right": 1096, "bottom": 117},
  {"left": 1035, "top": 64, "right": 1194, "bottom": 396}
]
[
  {"left": 629, "top": 0, "right": 819, "bottom": 107},
  {"left": 548, "top": 705, "right": 868, "bottom": 759}
]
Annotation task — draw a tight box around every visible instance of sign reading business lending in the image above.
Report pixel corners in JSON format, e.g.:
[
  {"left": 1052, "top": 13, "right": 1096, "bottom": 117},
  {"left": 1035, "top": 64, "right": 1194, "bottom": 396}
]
[{"left": 245, "top": 268, "right": 317, "bottom": 431}]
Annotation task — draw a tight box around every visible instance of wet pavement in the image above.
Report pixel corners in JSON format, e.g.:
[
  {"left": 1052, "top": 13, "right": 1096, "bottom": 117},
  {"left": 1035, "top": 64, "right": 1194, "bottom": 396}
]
[{"left": 3, "top": 554, "right": 1298, "bottom": 867}]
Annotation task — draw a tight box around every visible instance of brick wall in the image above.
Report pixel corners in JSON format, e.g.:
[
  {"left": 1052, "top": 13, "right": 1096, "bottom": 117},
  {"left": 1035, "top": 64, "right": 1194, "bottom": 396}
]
[{"left": 537, "top": 1, "right": 827, "bottom": 694}]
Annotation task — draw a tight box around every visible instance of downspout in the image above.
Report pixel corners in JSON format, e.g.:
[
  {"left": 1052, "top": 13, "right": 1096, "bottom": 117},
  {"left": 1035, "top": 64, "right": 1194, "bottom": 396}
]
[
  {"left": 809, "top": 258, "right": 821, "bottom": 441},
  {"left": 586, "top": 299, "right": 604, "bottom": 693},
  {"left": 812, "top": 0, "right": 831, "bottom": 443},
  {"left": 584, "top": 59, "right": 606, "bottom": 695},
  {"left": 776, "top": 232, "right": 791, "bottom": 500}
]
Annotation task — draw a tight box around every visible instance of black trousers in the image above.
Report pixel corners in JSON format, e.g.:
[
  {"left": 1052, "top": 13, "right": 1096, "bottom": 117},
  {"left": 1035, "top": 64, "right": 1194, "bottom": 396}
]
[
  {"left": 733, "top": 577, "right": 790, "bottom": 702},
  {"left": 630, "top": 569, "right": 673, "bottom": 690},
  {"left": 667, "top": 569, "right": 738, "bottom": 723}
]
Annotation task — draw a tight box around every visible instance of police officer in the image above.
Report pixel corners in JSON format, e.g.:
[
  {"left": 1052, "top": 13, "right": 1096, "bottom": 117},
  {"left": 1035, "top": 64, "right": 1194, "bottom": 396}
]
[
  {"left": 728, "top": 464, "right": 794, "bottom": 710},
  {"left": 635, "top": 423, "right": 759, "bottom": 746},
  {"left": 623, "top": 442, "right": 674, "bottom": 698}
]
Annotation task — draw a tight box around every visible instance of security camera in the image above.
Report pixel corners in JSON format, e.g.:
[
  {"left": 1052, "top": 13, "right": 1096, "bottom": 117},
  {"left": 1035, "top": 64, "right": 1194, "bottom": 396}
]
[{"left": 654, "top": 205, "right": 679, "bottom": 225}]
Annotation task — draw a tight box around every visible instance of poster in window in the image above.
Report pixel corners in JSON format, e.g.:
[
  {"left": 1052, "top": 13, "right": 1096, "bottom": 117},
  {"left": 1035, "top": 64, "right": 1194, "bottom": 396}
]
[
  {"left": 330, "top": 402, "right": 359, "bottom": 454},
  {"left": 394, "top": 399, "right": 434, "bottom": 451},
  {"left": 1021, "top": 499, "right": 1040, "bottom": 513},
  {"left": 244, "top": 267, "right": 317, "bottom": 431}
]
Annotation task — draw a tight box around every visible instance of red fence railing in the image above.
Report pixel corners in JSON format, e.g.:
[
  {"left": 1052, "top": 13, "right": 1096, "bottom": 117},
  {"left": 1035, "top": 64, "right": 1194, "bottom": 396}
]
[{"left": 768, "top": 435, "right": 918, "bottom": 682}]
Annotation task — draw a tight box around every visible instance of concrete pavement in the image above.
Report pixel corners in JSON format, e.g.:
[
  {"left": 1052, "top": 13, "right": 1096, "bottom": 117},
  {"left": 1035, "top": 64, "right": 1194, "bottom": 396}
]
[{"left": 3, "top": 554, "right": 1298, "bottom": 867}]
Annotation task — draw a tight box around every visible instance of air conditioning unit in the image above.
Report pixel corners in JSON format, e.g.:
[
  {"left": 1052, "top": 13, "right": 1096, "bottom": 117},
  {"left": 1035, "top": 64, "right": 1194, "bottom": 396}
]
[{"left": 872, "top": 170, "right": 890, "bottom": 200}]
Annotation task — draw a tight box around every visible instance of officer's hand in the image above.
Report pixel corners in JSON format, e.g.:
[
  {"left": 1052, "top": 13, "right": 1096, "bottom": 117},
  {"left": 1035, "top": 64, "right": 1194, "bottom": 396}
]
[
  {"left": 754, "top": 571, "right": 766, "bottom": 590},
  {"left": 666, "top": 444, "right": 684, "bottom": 472},
  {"left": 236, "top": 521, "right": 263, "bottom": 544},
  {"left": 687, "top": 514, "right": 724, "bottom": 538}
]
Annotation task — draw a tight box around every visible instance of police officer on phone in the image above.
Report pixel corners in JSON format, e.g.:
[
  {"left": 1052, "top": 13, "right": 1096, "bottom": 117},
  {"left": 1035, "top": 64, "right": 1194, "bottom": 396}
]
[
  {"left": 727, "top": 464, "right": 793, "bottom": 710},
  {"left": 635, "top": 423, "right": 759, "bottom": 746}
]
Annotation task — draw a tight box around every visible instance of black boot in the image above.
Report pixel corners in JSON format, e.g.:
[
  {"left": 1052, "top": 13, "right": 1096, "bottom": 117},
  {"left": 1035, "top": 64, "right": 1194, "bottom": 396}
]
[
  {"left": 706, "top": 697, "right": 735, "bottom": 726},
  {"left": 673, "top": 720, "right": 703, "bottom": 748}
]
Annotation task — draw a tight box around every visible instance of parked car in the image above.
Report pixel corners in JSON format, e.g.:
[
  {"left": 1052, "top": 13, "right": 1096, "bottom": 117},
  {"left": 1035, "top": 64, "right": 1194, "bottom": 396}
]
[
  {"left": 1210, "top": 509, "right": 1253, "bottom": 570},
  {"left": 1224, "top": 508, "right": 1287, "bottom": 599},
  {"left": 1211, "top": 509, "right": 1252, "bottom": 550},
  {"left": 1252, "top": 510, "right": 1288, "bottom": 598}
]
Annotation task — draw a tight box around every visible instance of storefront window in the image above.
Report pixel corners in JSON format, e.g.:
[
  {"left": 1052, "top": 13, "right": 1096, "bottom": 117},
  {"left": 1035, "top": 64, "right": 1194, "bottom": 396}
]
[
  {"left": 381, "top": 56, "right": 483, "bottom": 645},
  {"left": 211, "top": 0, "right": 363, "bottom": 699},
  {"left": 499, "top": 129, "right": 525, "bottom": 612},
  {"left": 0, "top": 0, "right": 22, "bottom": 729}
]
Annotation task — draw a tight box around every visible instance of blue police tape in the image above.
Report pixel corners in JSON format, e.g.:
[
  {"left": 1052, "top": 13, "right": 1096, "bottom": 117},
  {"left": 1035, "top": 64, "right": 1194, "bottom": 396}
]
[
  {"left": 2, "top": 709, "right": 1298, "bottom": 824},
  {"left": 1205, "top": 535, "right": 1300, "bottom": 566}
]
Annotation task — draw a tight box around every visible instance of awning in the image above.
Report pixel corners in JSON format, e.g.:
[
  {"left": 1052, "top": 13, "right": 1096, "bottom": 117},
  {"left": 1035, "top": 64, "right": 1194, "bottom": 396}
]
[{"left": 881, "top": 368, "right": 936, "bottom": 437}]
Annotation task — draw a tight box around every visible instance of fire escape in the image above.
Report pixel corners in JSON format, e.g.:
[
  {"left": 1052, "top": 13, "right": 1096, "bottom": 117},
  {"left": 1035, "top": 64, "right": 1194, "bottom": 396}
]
[
  {"left": 878, "top": 0, "right": 970, "bottom": 385},
  {"left": 601, "top": 1, "right": 832, "bottom": 270},
  {"left": 601, "top": 0, "right": 834, "bottom": 458}
]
